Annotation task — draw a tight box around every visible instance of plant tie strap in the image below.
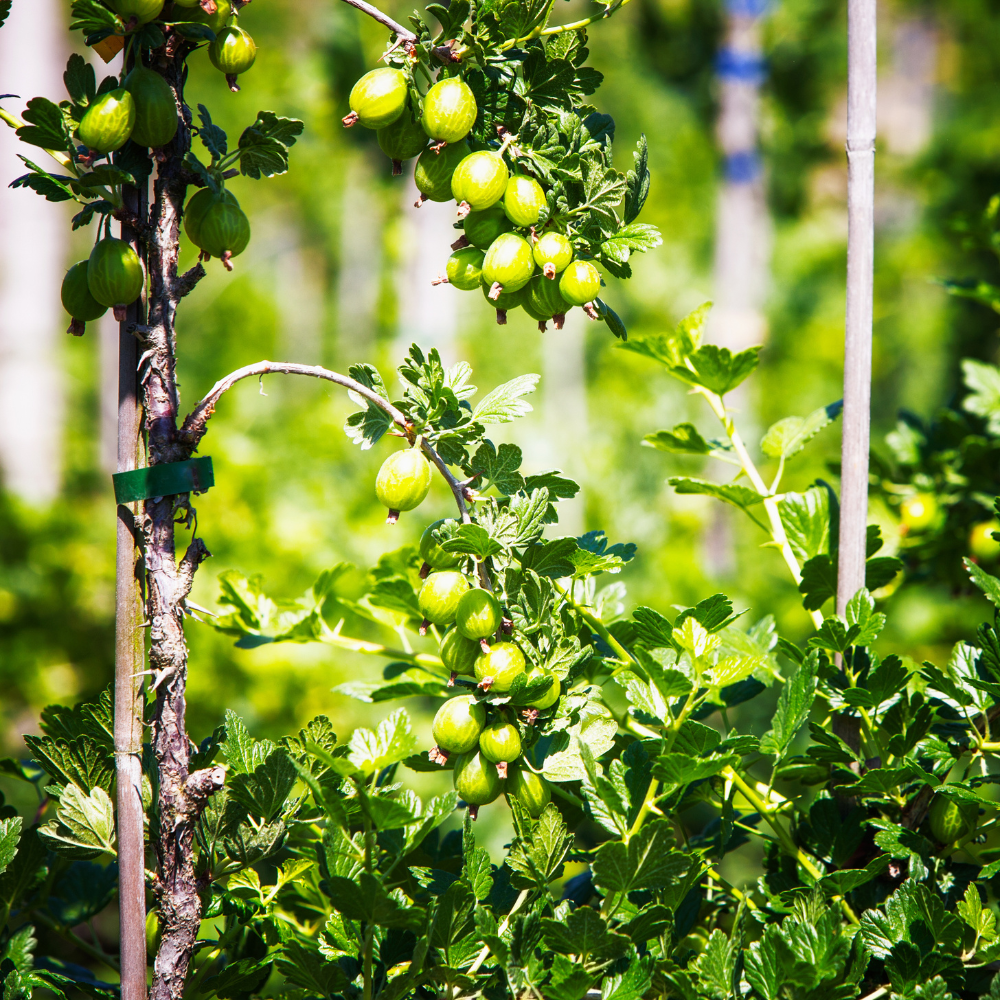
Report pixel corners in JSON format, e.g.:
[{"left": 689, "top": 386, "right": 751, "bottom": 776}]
[{"left": 112, "top": 456, "right": 214, "bottom": 504}]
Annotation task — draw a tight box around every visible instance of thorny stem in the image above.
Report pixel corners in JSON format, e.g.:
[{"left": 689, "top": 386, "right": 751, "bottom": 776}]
[
  {"left": 337, "top": 0, "right": 417, "bottom": 48},
  {"left": 697, "top": 388, "right": 824, "bottom": 630}
]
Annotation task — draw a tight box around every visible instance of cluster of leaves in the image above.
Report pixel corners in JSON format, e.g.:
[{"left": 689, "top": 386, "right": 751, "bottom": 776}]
[
  {"left": 630, "top": 303, "right": 902, "bottom": 615},
  {"left": 381, "top": 0, "right": 662, "bottom": 338},
  {"left": 871, "top": 358, "right": 1000, "bottom": 590}
]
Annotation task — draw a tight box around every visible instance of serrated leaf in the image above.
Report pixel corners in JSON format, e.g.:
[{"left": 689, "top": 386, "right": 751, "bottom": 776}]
[
  {"left": 229, "top": 749, "right": 297, "bottom": 822},
  {"left": 623, "top": 134, "right": 650, "bottom": 224},
  {"left": 965, "top": 557, "right": 1000, "bottom": 607},
  {"left": 521, "top": 537, "right": 578, "bottom": 578},
  {"left": 592, "top": 818, "right": 691, "bottom": 893},
  {"left": 759, "top": 652, "right": 818, "bottom": 761},
  {"left": 643, "top": 423, "right": 720, "bottom": 455},
  {"left": 0, "top": 1, "right": 11, "bottom": 29},
  {"left": 38, "top": 784, "right": 116, "bottom": 859},
  {"left": 541, "top": 907, "right": 629, "bottom": 962},
  {"left": 348, "top": 709, "right": 419, "bottom": 775},
  {"left": 506, "top": 802, "right": 574, "bottom": 889},
  {"left": 23, "top": 735, "right": 114, "bottom": 793},
  {"left": 440, "top": 523, "right": 504, "bottom": 560},
  {"left": 220, "top": 710, "right": 275, "bottom": 775},
  {"left": 238, "top": 110, "right": 303, "bottom": 179},
  {"left": 601, "top": 222, "right": 662, "bottom": 264},
  {"left": 780, "top": 487, "right": 831, "bottom": 564},
  {"left": 670, "top": 344, "right": 760, "bottom": 396},
  {"left": 469, "top": 441, "right": 524, "bottom": 495},
  {"left": 472, "top": 373, "right": 539, "bottom": 424},
  {"left": 760, "top": 401, "right": 842, "bottom": 459},
  {"left": 344, "top": 363, "right": 392, "bottom": 450},
  {"left": 64, "top": 54, "right": 96, "bottom": 106},
  {"left": 17, "top": 97, "right": 72, "bottom": 152},
  {"left": 196, "top": 103, "right": 227, "bottom": 158},
  {"left": 668, "top": 477, "right": 763, "bottom": 512},
  {"left": 0, "top": 817, "right": 21, "bottom": 875},
  {"left": 845, "top": 588, "right": 885, "bottom": 646},
  {"left": 962, "top": 358, "right": 1000, "bottom": 434}
]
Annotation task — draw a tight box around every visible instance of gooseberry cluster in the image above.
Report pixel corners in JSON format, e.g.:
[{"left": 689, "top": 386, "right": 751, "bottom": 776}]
[
  {"left": 7, "top": 1, "right": 298, "bottom": 335},
  {"left": 417, "top": 520, "right": 558, "bottom": 818},
  {"left": 341, "top": 1, "right": 661, "bottom": 338}
]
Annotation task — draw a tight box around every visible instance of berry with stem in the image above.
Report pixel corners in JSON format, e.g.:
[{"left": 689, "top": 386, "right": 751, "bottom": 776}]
[
  {"left": 482, "top": 232, "right": 534, "bottom": 298},
  {"left": 451, "top": 150, "right": 509, "bottom": 213},
  {"left": 462, "top": 204, "right": 512, "bottom": 248},
  {"left": 439, "top": 247, "right": 485, "bottom": 290},
  {"left": 474, "top": 641, "right": 525, "bottom": 692},
  {"left": 77, "top": 89, "right": 135, "bottom": 154},
  {"left": 377, "top": 114, "right": 428, "bottom": 174},
  {"left": 453, "top": 750, "right": 503, "bottom": 816},
  {"left": 558, "top": 259, "right": 601, "bottom": 306},
  {"left": 431, "top": 695, "right": 485, "bottom": 755},
  {"left": 88, "top": 238, "right": 144, "bottom": 318},
  {"left": 421, "top": 77, "right": 477, "bottom": 144},
  {"left": 479, "top": 718, "right": 521, "bottom": 777},
  {"left": 418, "top": 570, "right": 471, "bottom": 628},
  {"left": 124, "top": 67, "right": 179, "bottom": 149},
  {"left": 533, "top": 231, "right": 573, "bottom": 278},
  {"left": 346, "top": 68, "right": 407, "bottom": 129},
  {"left": 61, "top": 260, "right": 107, "bottom": 336},
  {"left": 375, "top": 448, "right": 432, "bottom": 523},
  {"left": 506, "top": 765, "right": 551, "bottom": 817},
  {"left": 210, "top": 26, "right": 257, "bottom": 88},
  {"left": 414, "top": 141, "right": 470, "bottom": 204},
  {"left": 440, "top": 628, "right": 481, "bottom": 678},
  {"left": 503, "top": 174, "right": 547, "bottom": 227},
  {"left": 455, "top": 588, "right": 501, "bottom": 642}
]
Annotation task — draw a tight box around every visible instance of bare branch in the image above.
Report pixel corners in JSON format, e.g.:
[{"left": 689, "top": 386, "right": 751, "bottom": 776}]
[
  {"left": 338, "top": 0, "right": 418, "bottom": 48},
  {"left": 172, "top": 264, "right": 206, "bottom": 300},
  {"left": 180, "top": 361, "right": 409, "bottom": 450}
]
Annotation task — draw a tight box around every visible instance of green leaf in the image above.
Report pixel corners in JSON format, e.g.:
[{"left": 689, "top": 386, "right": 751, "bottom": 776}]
[
  {"left": 670, "top": 344, "right": 760, "bottom": 397},
  {"left": 196, "top": 104, "right": 227, "bottom": 159},
  {"left": 0, "top": 817, "right": 21, "bottom": 875},
  {"left": 0, "top": 1, "right": 11, "bottom": 29},
  {"left": 347, "top": 709, "right": 419, "bottom": 775},
  {"left": 601, "top": 954, "right": 654, "bottom": 1000},
  {"left": 779, "top": 487, "right": 831, "bottom": 563},
  {"left": 668, "top": 477, "right": 763, "bottom": 512},
  {"left": 643, "top": 423, "right": 729, "bottom": 456},
  {"left": 962, "top": 358, "right": 1000, "bottom": 434},
  {"left": 462, "top": 814, "right": 492, "bottom": 901},
  {"left": 228, "top": 749, "right": 297, "bottom": 822},
  {"left": 472, "top": 373, "right": 539, "bottom": 424},
  {"left": 760, "top": 401, "right": 842, "bottom": 459},
  {"left": 440, "top": 523, "right": 503, "bottom": 560},
  {"left": 63, "top": 54, "right": 96, "bottom": 106},
  {"left": 344, "top": 364, "right": 392, "bottom": 450},
  {"left": 469, "top": 441, "right": 524, "bottom": 495},
  {"left": 591, "top": 818, "right": 691, "bottom": 894},
  {"left": 799, "top": 554, "right": 837, "bottom": 610},
  {"left": 70, "top": 0, "right": 120, "bottom": 35},
  {"left": 38, "top": 784, "right": 116, "bottom": 859},
  {"left": 759, "top": 652, "right": 818, "bottom": 761},
  {"left": 48, "top": 861, "right": 119, "bottom": 926},
  {"left": 845, "top": 588, "right": 885, "bottom": 646},
  {"left": 592, "top": 297, "right": 628, "bottom": 340},
  {"left": 580, "top": 155, "right": 627, "bottom": 229},
  {"left": 539, "top": 702, "right": 617, "bottom": 782},
  {"left": 23, "top": 735, "right": 114, "bottom": 793},
  {"left": 692, "top": 929, "right": 736, "bottom": 998},
  {"left": 965, "top": 557, "right": 1000, "bottom": 607},
  {"left": 623, "top": 134, "right": 650, "bottom": 224},
  {"left": 220, "top": 710, "right": 276, "bottom": 775},
  {"left": 203, "top": 958, "right": 273, "bottom": 1000},
  {"left": 238, "top": 110, "right": 303, "bottom": 179},
  {"left": 541, "top": 908, "right": 629, "bottom": 962},
  {"left": 521, "top": 537, "right": 578, "bottom": 578},
  {"left": 17, "top": 97, "right": 72, "bottom": 152},
  {"left": 506, "top": 803, "right": 574, "bottom": 890},
  {"left": 618, "top": 302, "right": 709, "bottom": 368},
  {"left": 631, "top": 606, "right": 673, "bottom": 648},
  {"left": 601, "top": 221, "right": 662, "bottom": 265}
]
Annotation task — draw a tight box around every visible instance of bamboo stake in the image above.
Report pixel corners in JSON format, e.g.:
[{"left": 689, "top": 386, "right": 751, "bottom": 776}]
[
  {"left": 836, "top": 0, "right": 877, "bottom": 615},
  {"left": 115, "top": 178, "right": 149, "bottom": 1000}
]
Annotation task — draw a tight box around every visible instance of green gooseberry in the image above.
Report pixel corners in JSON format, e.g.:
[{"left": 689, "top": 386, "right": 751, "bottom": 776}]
[
  {"left": 375, "top": 449, "right": 432, "bottom": 522},
  {"left": 444, "top": 247, "right": 485, "bottom": 291},
  {"left": 377, "top": 114, "right": 428, "bottom": 174},
  {"left": 414, "top": 141, "right": 470, "bottom": 204},
  {"left": 421, "top": 77, "right": 477, "bottom": 144},
  {"left": 524, "top": 666, "right": 560, "bottom": 710},
  {"left": 418, "top": 570, "right": 471, "bottom": 626},
  {"left": 506, "top": 765, "right": 551, "bottom": 818},
  {"left": 431, "top": 695, "right": 485, "bottom": 754},
  {"left": 440, "top": 628, "right": 480, "bottom": 677},
  {"left": 474, "top": 641, "right": 525, "bottom": 692},
  {"left": 455, "top": 588, "right": 501, "bottom": 641},
  {"left": 88, "top": 238, "right": 143, "bottom": 309},
  {"left": 478, "top": 719, "right": 521, "bottom": 764},
  {"left": 533, "top": 231, "right": 573, "bottom": 277},
  {"left": 110, "top": 0, "right": 164, "bottom": 24},
  {"left": 462, "top": 205, "right": 512, "bottom": 249},
  {"left": 502, "top": 174, "right": 547, "bottom": 227},
  {"left": 480, "top": 279, "right": 524, "bottom": 325},
  {"left": 61, "top": 261, "right": 107, "bottom": 336},
  {"left": 77, "top": 89, "right": 135, "bottom": 154},
  {"left": 558, "top": 259, "right": 601, "bottom": 306},
  {"left": 209, "top": 25, "right": 256, "bottom": 79},
  {"left": 482, "top": 232, "right": 535, "bottom": 297},
  {"left": 451, "top": 151, "right": 508, "bottom": 212},
  {"left": 124, "top": 67, "right": 178, "bottom": 149},
  {"left": 419, "top": 519, "right": 463, "bottom": 570},
  {"left": 347, "top": 68, "right": 407, "bottom": 129},
  {"left": 453, "top": 750, "right": 503, "bottom": 810}
]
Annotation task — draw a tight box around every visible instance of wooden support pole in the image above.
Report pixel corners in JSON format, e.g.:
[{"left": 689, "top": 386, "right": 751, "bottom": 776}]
[
  {"left": 115, "top": 179, "right": 148, "bottom": 1000},
  {"left": 837, "top": 0, "right": 877, "bottom": 615}
]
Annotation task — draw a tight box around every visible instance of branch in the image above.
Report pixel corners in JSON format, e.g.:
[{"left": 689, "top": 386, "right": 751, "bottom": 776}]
[
  {"left": 338, "top": 0, "right": 417, "bottom": 48},
  {"left": 180, "top": 361, "right": 409, "bottom": 449},
  {"left": 172, "top": 264, "right": 206, "bottom": 300}
]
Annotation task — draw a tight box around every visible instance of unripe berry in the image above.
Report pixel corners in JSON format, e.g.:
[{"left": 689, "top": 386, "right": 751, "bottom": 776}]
[
  {"left": 558, "top": 259, "right": 601, "bottom": 306},
  {"left": 348, "top": 68, "right": 407, "bottom": 129},
  {"left": 503, "top": 174, "right": 547, "bottom": 227},
  {"left": 110, "top": 0, "right": 163, "bottom": 24},
  {"left": 185, "top": 190, "right": 250, "bottom": 261},
  {"left": 900, "top": 493, "right": 938, "bottom": 533},
  {"left": 478, "top": 719, "right": 521, "bottom": 763},
  {"left": 482, "top": 233, "right": 535, "bottom": 296},
  {"left": 210, "top": 25, "right": 256, "bottom": 77},
  {"left": 533, "top": 231, "right": 573, "bottom": 277},
  {"left": 524, "top": 666, "right": 560, "bottom": 709},
  {"left": 928, "top": 794, "right": 977, "bottom": 844},
  {"left": 77, "top": 89, "right": 135, "bottom": 154},
  {"left": 184, "top": 188, "right": 237, "bottom": 246},
  {"left": 474, "top": 641, "right": 525, "bottom": 692},
  {"left": 507, "top": 766, "right": 551, "bottom": 817},
  {"left": 445, "top": 247, "right": 485, "bottom": 290},
  {"left": 375, "top": 449, "right": 432, "bottom": 522},
  {"left": 970, "top": 520, "right": 1000, "bottom": 561},
  {"left": 61, "top": 261, "right": 108, "bottom": 323},
  {"left": 527, "top": 273, "right": 570, "bottom": 323},
  {"left": 419, "top": 519, "right": 463, "bottom": 570},
  {"left": 421, "top": 77, "right": 477, "bottom": 144},
  {"left": 415, "top": 141, "right": 470, "bottom": 203},
  {"left": 455, "top": 589, "right": 501, "bottom": 640},
  {"left": 185, "top": 0, "right": 231, "bottom": 34},
  {"left": 451, "top": 151, "right": 508, "bottom": 212},
  {"left": 480, "top": 280, "right": 524, "bottom": 324},
  {"left": 453, "top": 750, "right": 503, "bottom": 807},
  {"left": 377, "top": 114, "right": 428, "bottom": 174},
  {"left": 88, "top": 238, "right": 143, "bottom": 309},
  {"left": 462, "top": 205, "right": 512, "bottom": 249},
  {"left": 124, "top": 67, "right": 178, "bottom": 148},
  {"left": 431, "top": 695, "right": 485, "bottom": 754},
  {"left": 418, "top": 571, "right": 470, "bottom": 625},
  {"left": 440, "top": 628, "right": 480, "bottom": 676}
]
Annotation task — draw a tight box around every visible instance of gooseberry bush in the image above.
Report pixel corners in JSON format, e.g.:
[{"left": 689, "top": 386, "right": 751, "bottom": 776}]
[{"left": 6, "top": 3, "right": 1000, "bottom": 1000}]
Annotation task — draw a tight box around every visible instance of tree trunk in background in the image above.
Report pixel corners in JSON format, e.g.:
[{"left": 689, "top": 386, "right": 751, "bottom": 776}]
[
  {"left": 0, "top": 0, "right": 66, "bottom": 504},
  {"left": 338, "top": 155, "right": 384, "bottom": 357},
  {"left": 704, "top": 0, "right": 770, "bottom": 578},
  {"left": 397, "top": 177, "right": 458, "bottom": 366}
]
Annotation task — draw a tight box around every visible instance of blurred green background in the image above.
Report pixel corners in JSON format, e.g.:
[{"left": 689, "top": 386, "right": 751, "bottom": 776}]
[{"left": 3, "top": 0, "right": 1000, "bottom": 820}]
